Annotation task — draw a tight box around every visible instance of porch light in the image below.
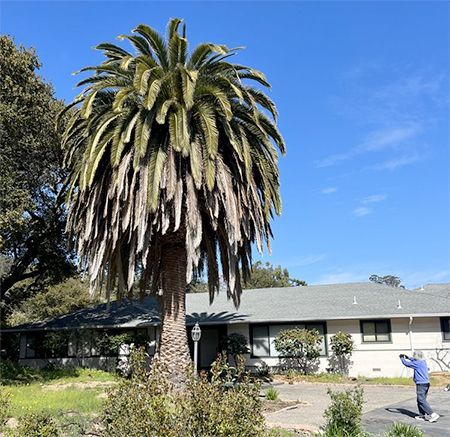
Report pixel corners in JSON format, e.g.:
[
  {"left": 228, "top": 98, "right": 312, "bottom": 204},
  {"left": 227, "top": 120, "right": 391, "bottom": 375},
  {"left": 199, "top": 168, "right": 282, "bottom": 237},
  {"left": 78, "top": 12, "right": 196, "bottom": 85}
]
[
  {"left": 191, "top": 322, "right": 202, "bottom": 376},
  {"left": 191, "top": 322, "right": 202, "bottom": 342}
]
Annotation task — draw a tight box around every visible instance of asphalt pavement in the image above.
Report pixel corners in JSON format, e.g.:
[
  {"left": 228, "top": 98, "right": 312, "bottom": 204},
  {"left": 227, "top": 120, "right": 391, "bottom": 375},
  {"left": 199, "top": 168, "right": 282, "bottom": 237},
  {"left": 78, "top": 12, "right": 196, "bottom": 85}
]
[{"left": 264, "top": 382, "right": 450, "bottom": 435}]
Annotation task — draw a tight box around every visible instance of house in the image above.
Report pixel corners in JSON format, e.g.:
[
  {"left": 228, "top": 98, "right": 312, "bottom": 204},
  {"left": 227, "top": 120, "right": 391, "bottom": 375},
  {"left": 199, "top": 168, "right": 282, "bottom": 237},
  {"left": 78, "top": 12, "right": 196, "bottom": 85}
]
[{"left": 2, "top": 282, "right": 449, "bottom": 378}]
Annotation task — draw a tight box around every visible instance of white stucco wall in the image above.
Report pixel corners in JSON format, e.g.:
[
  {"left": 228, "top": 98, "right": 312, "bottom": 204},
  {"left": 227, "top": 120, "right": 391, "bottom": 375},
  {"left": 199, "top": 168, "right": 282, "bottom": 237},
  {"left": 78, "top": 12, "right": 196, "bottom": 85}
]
[{"left": 228, "top": 317, "right": 450, "bottom": 378}]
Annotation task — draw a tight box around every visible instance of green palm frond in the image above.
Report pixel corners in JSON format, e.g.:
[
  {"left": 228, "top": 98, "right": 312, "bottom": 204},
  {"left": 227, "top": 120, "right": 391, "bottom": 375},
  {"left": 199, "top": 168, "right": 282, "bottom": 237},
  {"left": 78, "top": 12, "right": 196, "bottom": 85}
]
[{"left": 61, "top": 18, "right": 285, "bottom": 306}]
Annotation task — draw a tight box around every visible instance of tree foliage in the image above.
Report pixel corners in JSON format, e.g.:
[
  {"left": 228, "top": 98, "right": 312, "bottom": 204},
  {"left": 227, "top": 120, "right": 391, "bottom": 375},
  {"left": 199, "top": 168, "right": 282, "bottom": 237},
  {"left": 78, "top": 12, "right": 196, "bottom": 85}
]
[
  {"left": 61, "top": 18, "right": 285, "bottom": 305},
  {"left": 330, "top": 331, "right": 355, "bottom": 375},
  {"left": 188, "top": 261, "right": 306, "bottom": 293},
  {"left": 369, "top": 274, "right": 404, "bottom": 288},
  {"left": 273, "top": 328, "right": 322, "bottom": 374},
  {"left": 221, "top": 333, "right": 249, "bottom": 365},
  {"left": 330, "top": 331, "right": 354, "bottom": 357},
  {"left": 7, "top": 277, "right": 94, "bottom": 327},
  {"left": 0, "top": 36, "right": 75, "bottom": 308},
  {"left": 244, "top": 261, "right": 306, "bottom": 289}
]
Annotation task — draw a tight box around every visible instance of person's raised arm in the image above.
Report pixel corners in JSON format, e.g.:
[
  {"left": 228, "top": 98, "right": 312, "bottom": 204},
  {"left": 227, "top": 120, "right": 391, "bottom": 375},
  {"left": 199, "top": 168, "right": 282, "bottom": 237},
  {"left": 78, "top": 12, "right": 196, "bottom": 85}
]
[{"left": 399, "top": 354, "right": 417, "bottom": 368}]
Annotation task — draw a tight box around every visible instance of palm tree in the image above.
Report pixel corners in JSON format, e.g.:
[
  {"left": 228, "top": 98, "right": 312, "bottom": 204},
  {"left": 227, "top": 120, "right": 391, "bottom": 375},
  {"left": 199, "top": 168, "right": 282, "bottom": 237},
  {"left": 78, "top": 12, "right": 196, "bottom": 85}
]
[{"left": 61, "top": 18, "right": 285, "bottom": 384}]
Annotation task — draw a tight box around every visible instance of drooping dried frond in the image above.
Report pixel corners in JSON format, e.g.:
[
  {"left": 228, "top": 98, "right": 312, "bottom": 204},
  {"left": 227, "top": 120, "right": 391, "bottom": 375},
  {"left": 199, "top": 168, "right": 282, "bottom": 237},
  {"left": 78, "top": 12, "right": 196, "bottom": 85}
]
[{"left": 62, "top": 18, "right": 285, "bottom": 307}]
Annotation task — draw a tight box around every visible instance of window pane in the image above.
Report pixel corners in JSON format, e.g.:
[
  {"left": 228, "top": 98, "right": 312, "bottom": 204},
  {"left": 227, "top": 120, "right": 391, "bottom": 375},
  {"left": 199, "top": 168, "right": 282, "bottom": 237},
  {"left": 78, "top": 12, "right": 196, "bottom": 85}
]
[
  {"left": 26, "top": 336, "right": 36, "bottom": 358},
  {"left": 90, "top": 332, "right": 99, "bottom": 356},
  {"left": 363, "top": 334, "right": 377, "bottom": 342},
  {"left": 376, "top": 333, "right": 390, "bottom": 342},
  {"left": 444, "top": 332, "right": 450, "bottom": 341},
  {"left": 376, "top": 322, "right": 389, "bottom": 334},
  {"left": 68, "top": 338, "right": 76, "bottom": 357},
  {"left": 363, "top": 322, "right": 375, "bottom": 335},
  {"left": 252, "top": 326, "right": 270, "bottom": 357}
]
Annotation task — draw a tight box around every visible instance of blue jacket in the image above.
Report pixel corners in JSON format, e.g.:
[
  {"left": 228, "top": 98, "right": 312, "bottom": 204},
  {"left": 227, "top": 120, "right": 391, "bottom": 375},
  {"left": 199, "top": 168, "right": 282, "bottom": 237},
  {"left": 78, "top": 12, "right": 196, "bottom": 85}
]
[{"left": 400, "top": 357, "right": 429, "bottom": 384}]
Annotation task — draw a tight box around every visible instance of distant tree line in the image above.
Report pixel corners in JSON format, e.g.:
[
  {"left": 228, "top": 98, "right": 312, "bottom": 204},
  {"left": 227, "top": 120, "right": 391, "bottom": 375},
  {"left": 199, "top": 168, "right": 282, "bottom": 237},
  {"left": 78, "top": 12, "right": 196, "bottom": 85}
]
[{"left": 188, "top": 261, "right": 306, "bottom": 293}]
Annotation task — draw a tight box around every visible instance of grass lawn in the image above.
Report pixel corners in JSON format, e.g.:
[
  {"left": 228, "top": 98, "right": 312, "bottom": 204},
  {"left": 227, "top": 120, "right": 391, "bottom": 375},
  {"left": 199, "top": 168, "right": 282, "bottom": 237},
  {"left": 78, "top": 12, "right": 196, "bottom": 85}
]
[
  {"left": 1, "top": 366, "right": 116, "bottom": 421},
  {"left": 6, "top": 383, "right": 107, "bottom": 418},
  {"left": 0, "top": 363, "right": 117, "bottom": 385},
  {"left": 1, "top": 366, "right": 117, "bottom": 435}
]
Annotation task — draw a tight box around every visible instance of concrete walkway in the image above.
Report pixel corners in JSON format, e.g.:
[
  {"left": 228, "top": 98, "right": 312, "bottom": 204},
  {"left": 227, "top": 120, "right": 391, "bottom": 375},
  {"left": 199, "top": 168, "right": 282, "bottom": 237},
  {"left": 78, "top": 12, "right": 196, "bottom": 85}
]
[{"left": 264, "top": 382, "right": 450, "bottom": 435}]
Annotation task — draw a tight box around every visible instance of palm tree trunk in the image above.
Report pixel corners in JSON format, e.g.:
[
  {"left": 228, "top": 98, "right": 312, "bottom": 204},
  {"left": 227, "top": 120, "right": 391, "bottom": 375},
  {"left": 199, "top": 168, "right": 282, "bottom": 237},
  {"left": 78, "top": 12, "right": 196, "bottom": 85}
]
[{"left": 158, "top": 240, "right": 191, "bottom": 387}]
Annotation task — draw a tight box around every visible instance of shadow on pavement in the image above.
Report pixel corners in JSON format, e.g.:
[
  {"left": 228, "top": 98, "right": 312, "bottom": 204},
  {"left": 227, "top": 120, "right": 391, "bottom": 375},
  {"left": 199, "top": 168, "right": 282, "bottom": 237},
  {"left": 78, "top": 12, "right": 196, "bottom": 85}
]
[{"left": 385, "top": 407, "right": 417, "bottom": 418}]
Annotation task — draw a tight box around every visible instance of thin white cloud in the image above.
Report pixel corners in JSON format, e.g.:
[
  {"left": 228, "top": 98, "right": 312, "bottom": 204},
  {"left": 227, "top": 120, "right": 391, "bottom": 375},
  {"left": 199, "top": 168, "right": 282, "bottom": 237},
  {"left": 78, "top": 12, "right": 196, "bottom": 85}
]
[
  {"left": 315, "top": 124, "right": 422, "bottom": 168},
  {"left": 278, "top": 254, "right": 327, "bottom": 268},
  {"left": 371, "top": 153, "right": 422, "bottom": 171},
  {"left": 358, "top": 124, "right": 421, "bottom": 152},
  {"left": 319, "top": 64, "right": 445, "bottom": 171},
  {"left": 399, "top": 270, "right": 450, "bottom": 290},
  {"left": 315, "top": 271, "right": 368, "bottom": 285},
  {"left": 353, "top": 206, "right": 372, "bottom": 217},
  {"left": 334, "top": 64, "right": 445, "bottom": 125},
  {"left": 362, "top": 194, "right": 387, "bottom": 204},
  {"left": 316, "top": 153, "right": 351, "bottom": 168},
  {"left": 321, "top": 187, "right": 338, "bottom": 194}
]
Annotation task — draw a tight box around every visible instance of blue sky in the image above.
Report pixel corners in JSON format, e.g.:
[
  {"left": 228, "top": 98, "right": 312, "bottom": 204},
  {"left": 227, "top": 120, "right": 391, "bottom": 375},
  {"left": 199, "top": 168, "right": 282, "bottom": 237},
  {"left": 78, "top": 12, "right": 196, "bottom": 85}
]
[{"left": 2, "top": 1, "right": 449, "bottom": 288}]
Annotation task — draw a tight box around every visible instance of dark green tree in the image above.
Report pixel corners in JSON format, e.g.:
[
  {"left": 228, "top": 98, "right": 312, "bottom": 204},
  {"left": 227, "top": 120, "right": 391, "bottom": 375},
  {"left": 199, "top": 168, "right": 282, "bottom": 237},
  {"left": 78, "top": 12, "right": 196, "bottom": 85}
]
[
  {"left": 273, "top": 328, "right": 322, "bottom": 374},
  {"left": 369, "top": 274, "right": 404, "bottom": 288},
  {"left": 0, "top": 36, "right": 75, "bottom": 310},
  {"left": 7, "top": 277, "right": 96, "bottom": 326},
  {"left": 244, "top": 261, "right": 306, "bottom": 289},
  {"left": 330, "top": 331, "right": 354, "bottom": 375}
]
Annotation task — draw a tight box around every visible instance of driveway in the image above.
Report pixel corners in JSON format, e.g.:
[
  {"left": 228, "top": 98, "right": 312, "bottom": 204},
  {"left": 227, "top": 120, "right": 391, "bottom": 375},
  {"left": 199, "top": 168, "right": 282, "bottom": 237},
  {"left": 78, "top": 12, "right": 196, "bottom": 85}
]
[
  {"left": 263, "top": 382, "right": 450, "bottom": 435},
  {"left": 363, "top": 390, "right": 450, "bottom": 436}
]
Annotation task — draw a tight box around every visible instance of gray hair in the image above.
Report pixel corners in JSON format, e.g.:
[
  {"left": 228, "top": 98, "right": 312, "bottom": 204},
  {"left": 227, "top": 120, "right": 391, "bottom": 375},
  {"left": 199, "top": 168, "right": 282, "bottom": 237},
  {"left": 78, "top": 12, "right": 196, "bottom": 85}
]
[{"left": 413, "top": 350, "right": 424, "bottom": 360}]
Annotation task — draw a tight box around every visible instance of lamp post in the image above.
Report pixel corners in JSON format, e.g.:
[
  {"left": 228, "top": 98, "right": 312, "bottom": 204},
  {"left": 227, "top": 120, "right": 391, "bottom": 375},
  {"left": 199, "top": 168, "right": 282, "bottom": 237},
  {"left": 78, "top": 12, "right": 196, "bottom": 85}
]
[{"left": 191, "top": 322, "right": 202, "bottom": 377}]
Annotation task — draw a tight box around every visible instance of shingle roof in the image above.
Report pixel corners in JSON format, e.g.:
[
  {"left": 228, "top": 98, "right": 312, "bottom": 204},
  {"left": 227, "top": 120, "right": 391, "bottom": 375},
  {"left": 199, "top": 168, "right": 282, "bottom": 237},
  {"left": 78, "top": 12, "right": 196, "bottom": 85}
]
[
  {"left": 414, "top": 283, "right": 450, "bottom": 299},
  {"left": 3, "top": 282, "right": 450, "bottom": 332}
]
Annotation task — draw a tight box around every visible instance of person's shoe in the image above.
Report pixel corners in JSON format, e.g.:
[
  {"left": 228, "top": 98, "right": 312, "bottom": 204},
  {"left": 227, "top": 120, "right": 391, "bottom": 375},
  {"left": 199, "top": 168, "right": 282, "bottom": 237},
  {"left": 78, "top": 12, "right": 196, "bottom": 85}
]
[
  {"left": 415, "top": 415, "right": 426, "bottom": 421},
  {"left": 428, "top": 413, "right": 440, "bottom": 423}
]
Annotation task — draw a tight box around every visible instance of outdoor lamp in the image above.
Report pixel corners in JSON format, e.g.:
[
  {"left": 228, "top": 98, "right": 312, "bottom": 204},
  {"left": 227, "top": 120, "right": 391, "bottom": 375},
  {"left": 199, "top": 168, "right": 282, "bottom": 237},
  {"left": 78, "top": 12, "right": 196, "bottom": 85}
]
[
  {"left": 191, "top": 322, "right": 202, "bottom": 342},
  {"left": 191, "top": 322, "right": 202, "bottom": 376}
]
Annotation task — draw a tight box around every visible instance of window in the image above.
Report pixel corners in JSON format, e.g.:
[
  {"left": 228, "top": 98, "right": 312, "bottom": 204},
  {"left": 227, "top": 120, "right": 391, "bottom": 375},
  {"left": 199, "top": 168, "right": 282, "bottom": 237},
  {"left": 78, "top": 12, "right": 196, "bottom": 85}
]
[
  {"left": 251, "top": 326, "right": 270, "bottom": 357},
  {"left": 361, "top": 320, "right": 391, "bottom": 343},
  {"left": 25, "top": 334, "right": 37, "bottom": 358},
  {"left": 441, "top": 317, "right": 450, "bottom": 341},
  {"left": 250, "top": 322, "right": 327, "bottom": 357}
]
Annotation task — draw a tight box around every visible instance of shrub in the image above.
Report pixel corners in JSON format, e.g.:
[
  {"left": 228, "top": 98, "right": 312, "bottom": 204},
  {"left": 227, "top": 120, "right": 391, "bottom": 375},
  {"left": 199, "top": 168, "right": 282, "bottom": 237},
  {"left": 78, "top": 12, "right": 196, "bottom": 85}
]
[
  {"left": 102, "top": 348, "right": 265, "bottom": 437},
  {"left": 323, "top": 386, "right": 364, "bottom": 436},
  {"left": 14, "top": 412, "right": 60, "bottom": 437},
  {"left": 330, "top": 332, "right": 355, "bottom": 375},
  {"left": 273, "top": 328, "right": 322, "bottom": 374},
  {"left": 0, "top": 387, "right": 12, "bottom": 427},
  {"left": 265, "top": 387, "right": 279, "bottom": 401},
  {"left": 221, "top": 333, "right": 250, "bottom": 365},
  {"left": 319, "top": 422, "right": 370, "bottom": 437},
  {"left": 256, "top": 361, "right": 272, "bottom": 380},
  {"left": 285, "top": 368, "right": 296, "bottom": 384},
  {"left": 385, "top": 423, "right": 425, "bottom": 437},
  {"left": 0, "top": 360, "right": 40, "bottom": 385}
]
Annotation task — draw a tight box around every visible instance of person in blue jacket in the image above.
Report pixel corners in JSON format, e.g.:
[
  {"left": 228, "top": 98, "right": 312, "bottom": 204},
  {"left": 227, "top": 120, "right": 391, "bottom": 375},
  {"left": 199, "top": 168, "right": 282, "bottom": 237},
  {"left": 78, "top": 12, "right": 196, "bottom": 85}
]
[{"left": 399, "top": 350, "right": 439, "bottom": 423}]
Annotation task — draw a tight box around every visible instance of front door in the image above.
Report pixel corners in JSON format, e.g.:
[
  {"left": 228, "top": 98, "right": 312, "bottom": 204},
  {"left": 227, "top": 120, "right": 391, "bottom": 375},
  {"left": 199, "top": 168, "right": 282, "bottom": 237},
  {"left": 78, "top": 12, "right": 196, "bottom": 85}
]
[{"left": 188, "top": 325, "right": 227, "bottom": 369}]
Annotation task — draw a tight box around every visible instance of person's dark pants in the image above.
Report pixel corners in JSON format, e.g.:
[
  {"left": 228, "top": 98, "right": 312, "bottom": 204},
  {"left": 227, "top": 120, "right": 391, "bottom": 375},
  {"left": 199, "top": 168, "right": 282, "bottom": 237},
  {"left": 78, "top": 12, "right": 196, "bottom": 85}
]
[{"left": 416, "top": 383, "right": 433, "bottom": 416}]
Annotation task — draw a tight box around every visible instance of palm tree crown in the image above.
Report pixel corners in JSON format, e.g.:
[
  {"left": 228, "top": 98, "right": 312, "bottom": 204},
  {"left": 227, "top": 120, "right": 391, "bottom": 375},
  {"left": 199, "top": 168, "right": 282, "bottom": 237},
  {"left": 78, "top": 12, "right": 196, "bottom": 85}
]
[{"left": 62, "top": 18, "right": 285, "bottom": 308}]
